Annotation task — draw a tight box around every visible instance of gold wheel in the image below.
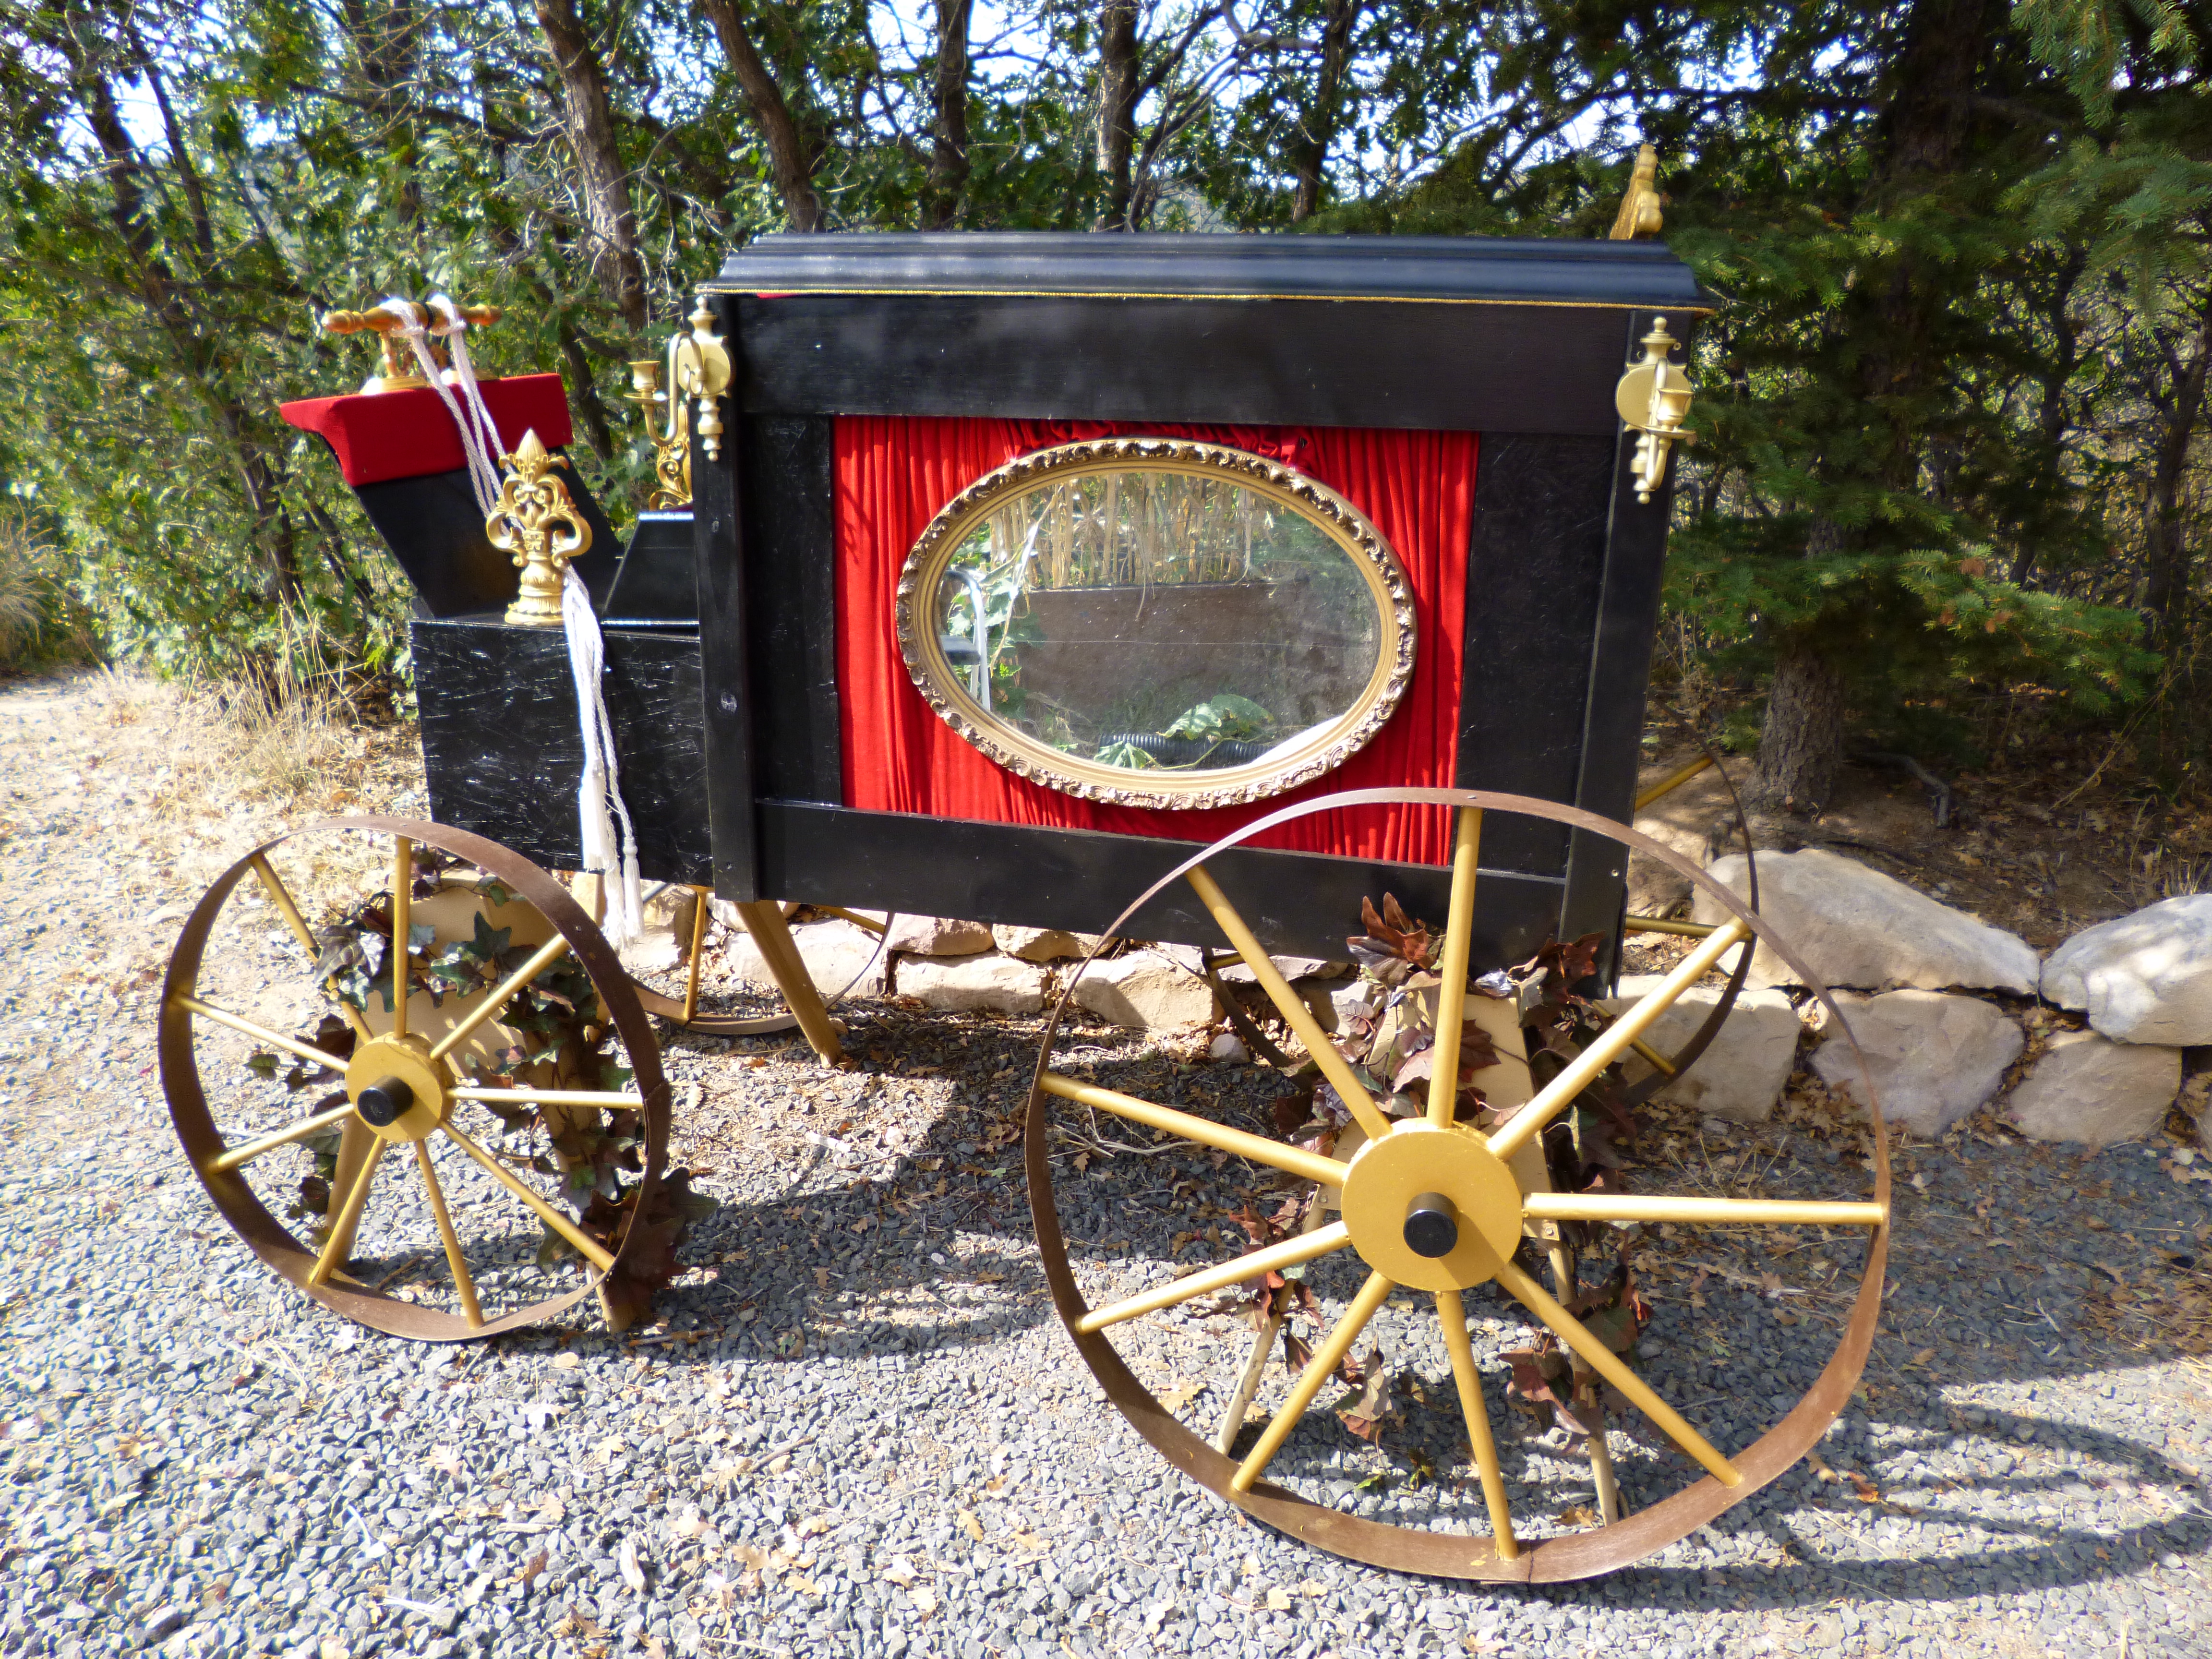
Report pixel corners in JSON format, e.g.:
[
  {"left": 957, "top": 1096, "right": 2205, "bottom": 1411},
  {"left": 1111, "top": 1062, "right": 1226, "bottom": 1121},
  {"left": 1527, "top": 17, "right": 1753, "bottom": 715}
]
[
  {"left": 159, "top": 817, "right": 673, "bottom": 1342},
  {"left": 1026, "top": 787, "right": 1892, "bottom": 1580}
]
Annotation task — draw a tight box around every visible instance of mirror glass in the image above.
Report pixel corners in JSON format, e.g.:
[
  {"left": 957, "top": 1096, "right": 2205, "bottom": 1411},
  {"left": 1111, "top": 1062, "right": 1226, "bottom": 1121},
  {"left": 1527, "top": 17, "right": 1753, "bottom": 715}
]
[{"left": 901, "top": 444, "right": 1412, "bottom": 806}]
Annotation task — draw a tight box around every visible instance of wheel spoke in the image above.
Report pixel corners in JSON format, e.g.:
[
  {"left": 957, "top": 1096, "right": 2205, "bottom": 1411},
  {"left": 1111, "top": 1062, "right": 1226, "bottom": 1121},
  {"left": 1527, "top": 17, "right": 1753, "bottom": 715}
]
[
  {"left": 1182, "top": 866, "right": 1394, "bottom": 1144},
  {"left": 414, "top": 1140, "right": 484, "bottom": 1329},
  {"left": 1524, "top": 1193, "right": 1885, "bottom": 1228},
  {"left": 207, "top": 1101, "right": 358, "bottom": 1175},
  {"left": 1434, "top": 1288, "right": 1516, "bottom": 1560},
  {"left": 453, "top": 1086, "right": 646, "bottom": 1108},
  {"left": 439, "top": 1120, "right": 617, "bottom": 1272},
  {"left": 247, "top": 855, "right": 374, "bottom": 1043},
  {"left": 1486, "top": 918, "right": 1751, "bottom": 1163},
  {"left": 1426, "top": 807, "right": 1483, "bottom": 1129},
  {"left": 1039, "top": 1072, "right": 1348, "bottom": 1187},
  {"left": 176, "top": 995, "right": 350, "bottom": 1073},
  {"left": 681, "top": 886, "right": 710, "bottom": 1024},
  {"left": 307, "top": 1136, "right": 386, "bottom": 1288},
  {"left": 1493, "top": 1258, "right": 1741, "bottom": 1488},
  {"left": 390, "top": 836, "right": 413, "bottom": 1042},
  {"left": 427, "top": 934, "right": 572, "bottom": 1061},
  {"left": 1230, "top": 1269, "right": 1394, "bottom": 1495},
  {"left": 1075, "top": 1220, "right": 1352, "bottom": 1334}
]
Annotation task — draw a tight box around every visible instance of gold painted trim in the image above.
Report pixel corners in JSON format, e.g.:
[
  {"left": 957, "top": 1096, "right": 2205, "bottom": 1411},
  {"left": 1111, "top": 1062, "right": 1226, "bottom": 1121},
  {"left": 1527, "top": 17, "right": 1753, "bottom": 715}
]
[
  {"left": 895, "top": 438, "right": 1417, "bottom": 810},
  {"left": 699, "top": 283, "right": 1714, "bottom": 314}
]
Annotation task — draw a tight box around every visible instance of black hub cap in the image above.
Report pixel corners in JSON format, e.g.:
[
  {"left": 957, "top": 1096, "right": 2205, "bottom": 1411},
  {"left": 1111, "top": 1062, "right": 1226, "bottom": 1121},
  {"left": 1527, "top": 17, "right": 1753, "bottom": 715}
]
[
  {"left": 1403, "top": 1192, "right": 1459, "bottom": 1258},
  {"left": 356, "top": 1076, "right": 413, "bottom": 1128}
]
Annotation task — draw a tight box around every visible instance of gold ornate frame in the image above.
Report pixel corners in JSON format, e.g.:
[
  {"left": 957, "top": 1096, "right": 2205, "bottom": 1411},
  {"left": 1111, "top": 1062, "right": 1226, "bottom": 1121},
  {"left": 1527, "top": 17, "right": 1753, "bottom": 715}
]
[{"left": 894, "top": 438, "right": 1417, "bottom": 809}]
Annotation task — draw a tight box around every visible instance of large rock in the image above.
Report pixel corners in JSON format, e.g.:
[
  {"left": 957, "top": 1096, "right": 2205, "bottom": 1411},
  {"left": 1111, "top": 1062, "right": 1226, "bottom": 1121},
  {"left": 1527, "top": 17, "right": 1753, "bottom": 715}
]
[
  {"left": 1603, "top": 979, "right": 1802, "bottom": 1124},
  {"left": 897, "top": 951, "right": 1048, "bottom": 1015},
  {"left": 991, "top": 924, "right": 1100, "bottom": 963},
  {"left": 1072, "top": 950, "right": 1216, "bottom": 1031},
  {"left": 875, "top": 914, "right": 994, "bottom": 957},
  {"left": 1810, "top": 990, "right": 2025, "bottom": 1136},
  {"left": 1693, "top": 847, "right": 2038, "bottom": 994},
  {"left": 1213, "top": 954, "right": 1350, "bottom": 986},
  {"left": 2004, "top": 1030, "right": 2182, "bottom": 1147},
  {"left": 725, "top": 918, "right": 887, "bottom": 998},
  {"left": 2040, "top": 895, "right": 2212, "bottom": 1046},
  {"left": 1626, "top": 759, "right": 1736, "bottom": 916}
]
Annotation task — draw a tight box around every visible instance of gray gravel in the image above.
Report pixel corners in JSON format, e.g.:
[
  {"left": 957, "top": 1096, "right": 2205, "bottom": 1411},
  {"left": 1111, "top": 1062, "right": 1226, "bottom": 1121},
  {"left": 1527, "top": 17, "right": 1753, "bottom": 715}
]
[{"left": 4, "top": 671, "right": 2212, "bottom": 1659}]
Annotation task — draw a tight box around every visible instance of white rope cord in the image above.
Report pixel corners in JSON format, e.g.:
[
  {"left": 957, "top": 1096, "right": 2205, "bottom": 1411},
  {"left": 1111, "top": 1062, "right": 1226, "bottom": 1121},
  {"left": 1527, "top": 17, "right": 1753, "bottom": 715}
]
[{"left": 385, "top": 292, "right": 644, "bottom": 944}]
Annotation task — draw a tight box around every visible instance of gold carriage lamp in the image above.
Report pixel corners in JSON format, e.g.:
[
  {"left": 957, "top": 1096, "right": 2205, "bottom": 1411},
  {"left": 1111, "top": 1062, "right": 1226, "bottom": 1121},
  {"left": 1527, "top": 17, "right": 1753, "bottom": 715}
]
[
  {"left": 1615, "top": 317, "right": 1695, "bottom": 503},
  {"left": 322, "top": 300, "right": 502, "bottom": 395}
]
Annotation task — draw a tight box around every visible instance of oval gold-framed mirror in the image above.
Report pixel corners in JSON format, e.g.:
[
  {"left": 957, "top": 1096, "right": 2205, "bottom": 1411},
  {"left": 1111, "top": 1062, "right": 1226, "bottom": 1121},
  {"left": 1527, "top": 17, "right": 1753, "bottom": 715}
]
[{"left": 893, "top": 438, "right": 1417, "bottom": 810}]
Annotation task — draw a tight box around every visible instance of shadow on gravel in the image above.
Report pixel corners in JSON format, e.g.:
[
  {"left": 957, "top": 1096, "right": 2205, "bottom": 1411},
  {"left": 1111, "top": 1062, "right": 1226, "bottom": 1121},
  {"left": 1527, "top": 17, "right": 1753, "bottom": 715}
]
[{"left": 450, "top": 1006, "right": 2212, "bottom": 1611}]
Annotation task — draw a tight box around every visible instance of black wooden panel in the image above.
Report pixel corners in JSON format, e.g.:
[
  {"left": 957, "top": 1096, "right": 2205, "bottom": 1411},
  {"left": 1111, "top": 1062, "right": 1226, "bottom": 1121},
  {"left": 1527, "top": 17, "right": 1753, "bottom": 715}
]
[
  {"left": 734, "top": 296, "right": 1658, "bottom": 435},
  {"left": 413, "top": 615, "right": 712, "bottom": 885},
  {"left": 712, "top": 230, "right": 1713, "bottom": 312},
  {"left": 1455, "top": 433, "right": 1617, "bottom": 879},
  {"left": 602, "top": 512, "right": 697, "bottom": 622},
  {"left": 759, "top": 802, "right": 1564, "bottom": 964},
  {"left": 1559, "top": 314, "right": 1684, "bottom": 967},
  {"left": 691, "top": 316, "right": 764, "bottom": 900},
  {"left": 740, "top": 415, "right": 842, "bottom": 803}
]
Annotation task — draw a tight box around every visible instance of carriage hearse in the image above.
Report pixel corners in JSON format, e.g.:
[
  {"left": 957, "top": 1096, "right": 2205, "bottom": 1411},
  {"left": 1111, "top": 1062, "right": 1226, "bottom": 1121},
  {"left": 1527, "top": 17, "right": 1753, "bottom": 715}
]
[{"left": 156, "top": 218, "right": 1891, "bottom": 1581}]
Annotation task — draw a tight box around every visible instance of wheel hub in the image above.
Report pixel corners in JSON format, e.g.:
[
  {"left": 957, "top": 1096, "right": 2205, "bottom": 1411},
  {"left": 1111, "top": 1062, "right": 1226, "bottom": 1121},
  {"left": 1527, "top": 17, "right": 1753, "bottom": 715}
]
[
  {"left": 344, "top": 1034, "right": 452, "bottom": 1144},
  {"left": 1337, "top": 1122, "right": 1522, "bottom": 1292}
]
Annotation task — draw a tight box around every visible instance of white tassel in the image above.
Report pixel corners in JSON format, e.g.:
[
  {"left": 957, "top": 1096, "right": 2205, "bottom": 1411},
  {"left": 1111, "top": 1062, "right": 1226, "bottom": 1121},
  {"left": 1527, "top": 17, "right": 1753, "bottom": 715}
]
[
  {"left": 562, "top": 564, "right": 643, "bottom": 945},
  {"left": 388, "top": 292, "right": 645, "bottom": 941}
]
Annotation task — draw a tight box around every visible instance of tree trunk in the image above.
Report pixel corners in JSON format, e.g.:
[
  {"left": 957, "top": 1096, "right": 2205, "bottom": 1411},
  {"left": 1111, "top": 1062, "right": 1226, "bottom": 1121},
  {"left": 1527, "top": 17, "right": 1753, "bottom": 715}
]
[
  {"left": 1744, "top": 640, "right": 1849, "bottom": 815},
  {"left": 2142, "top": 291, "right": 2212, "bottom": 649},
  {"left": 698, "top": 0, "right": 824, "bottom": 231},
  {"left": 1093, "top": 0, "right": 1139, "bottom": 229},
  {"left": 1286, "top": 0, "right": 1360, "bottom": 223},
  {"left": 533, "top": 0, "right": 649, "bottom": 331},
  {"left": 923, "top": 0, "right": 972, "bottom": 228}
]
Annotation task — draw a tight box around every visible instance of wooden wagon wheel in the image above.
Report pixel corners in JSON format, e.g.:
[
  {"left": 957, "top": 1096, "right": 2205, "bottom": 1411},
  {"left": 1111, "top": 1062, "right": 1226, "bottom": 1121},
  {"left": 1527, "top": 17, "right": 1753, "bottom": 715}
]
[
  {"left": 158, "top": 816, "right": 671, "bottom": 1341},
  {"left": 1025, "top": 787, "right": 1891, "bottom": 1581}
]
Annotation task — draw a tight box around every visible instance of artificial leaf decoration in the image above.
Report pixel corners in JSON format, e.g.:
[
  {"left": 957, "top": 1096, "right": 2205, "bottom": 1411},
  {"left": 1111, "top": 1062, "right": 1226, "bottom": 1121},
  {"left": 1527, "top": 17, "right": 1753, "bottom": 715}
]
[
  {"left": 1334, "top": 1345, "right": 1397, "bottom": 1443},
  {"left": 1347, "top": 894, "right": 1434, "bottom": 973}
]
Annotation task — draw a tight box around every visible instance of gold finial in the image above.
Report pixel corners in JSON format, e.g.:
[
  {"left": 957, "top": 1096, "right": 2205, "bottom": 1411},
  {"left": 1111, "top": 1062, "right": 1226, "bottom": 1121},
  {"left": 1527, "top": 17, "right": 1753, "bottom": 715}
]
[
  {"left": 486, "top": 430, "right": 593, "bottom": 626},
  {"left": 626, "top": 354, "right": 692, "bottom": 508},
  {"left": 1609, "top": 143, "right": 1664, "bottom": 241},
  {"left": 1613, "top": 317, "right": 1695, "bottom": 503},
  {"left": 672, "top": 298, "right": 732, "bottom": 462}
]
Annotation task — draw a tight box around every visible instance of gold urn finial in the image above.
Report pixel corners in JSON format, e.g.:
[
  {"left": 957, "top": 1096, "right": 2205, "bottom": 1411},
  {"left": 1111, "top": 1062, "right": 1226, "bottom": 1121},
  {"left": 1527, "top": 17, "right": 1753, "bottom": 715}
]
[
  {"left": 1609, "top": 142, "right": 1664, "bottom": 241},
  {"left": 486, "top": 429, "right": 592, "bottom": 626}
]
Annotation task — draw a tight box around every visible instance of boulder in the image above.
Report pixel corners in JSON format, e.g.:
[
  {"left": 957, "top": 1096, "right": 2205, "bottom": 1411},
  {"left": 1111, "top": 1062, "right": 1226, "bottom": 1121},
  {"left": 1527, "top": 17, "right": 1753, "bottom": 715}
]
[
  {"left": 1810, "top": 990, "right": 2025, "bottom": 1136},
  {"left": 2040, "top": 894, "right": 2212, "bottom": 1046},
  {"left": 874, "top": 914, "right": 994, "bottom": 958},
  {"left": 1693, "top": 847, "right": 2038, "bottom": 994},
  {"left": 1072, "top": 950, "right": 1216, "bottom": 1031},
  {"left": 616, "top": 926, "right": 683, "bottom": 976},
  {"left": 2004, "top": 1029, "right": 2182, "bottom": 1147},
  {"left": 1602, "top": 980, "right": 1802, "bottom": 1124},
  {"left": 897, "top": 951, "right": 1048, "bottom": 1015},
  {"left": 1213, "top": 955, "right": 1351, "bottom": 986},
  {"left": 725, "top": 918, "right": 887, "bottom": 998},
  {"left": 991, "top": 924, "right": 1100, "bottom": 963},
  {"left": 1626, "top": 760, "right": 1735, "bottom": 916}
]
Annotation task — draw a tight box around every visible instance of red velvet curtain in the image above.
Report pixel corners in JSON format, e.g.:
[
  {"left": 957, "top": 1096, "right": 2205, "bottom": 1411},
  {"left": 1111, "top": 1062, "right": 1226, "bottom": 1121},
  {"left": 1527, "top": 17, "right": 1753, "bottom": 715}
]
[{"left": 834, "top": 417, "right": 1477, "bottom": 864}]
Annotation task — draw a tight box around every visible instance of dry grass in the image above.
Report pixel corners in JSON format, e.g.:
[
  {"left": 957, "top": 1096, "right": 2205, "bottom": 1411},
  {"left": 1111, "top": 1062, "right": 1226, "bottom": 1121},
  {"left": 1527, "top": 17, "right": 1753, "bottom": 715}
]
[{"left": 0, "top": 509, "right": 95, "bottom": 671}]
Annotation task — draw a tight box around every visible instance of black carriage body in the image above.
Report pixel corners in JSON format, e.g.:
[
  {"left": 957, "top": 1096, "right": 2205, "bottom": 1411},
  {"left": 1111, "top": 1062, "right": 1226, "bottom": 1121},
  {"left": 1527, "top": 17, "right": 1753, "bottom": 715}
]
[{"left": 414, "top": 231, "right": 1706, "bottom": 967}]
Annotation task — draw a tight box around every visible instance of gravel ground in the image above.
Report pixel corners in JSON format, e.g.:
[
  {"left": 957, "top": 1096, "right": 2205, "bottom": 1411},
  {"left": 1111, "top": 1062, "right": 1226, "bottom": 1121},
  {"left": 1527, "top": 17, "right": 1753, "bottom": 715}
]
[{"left": 3, "top": 670, "right": 2212, "bottom": 1659}]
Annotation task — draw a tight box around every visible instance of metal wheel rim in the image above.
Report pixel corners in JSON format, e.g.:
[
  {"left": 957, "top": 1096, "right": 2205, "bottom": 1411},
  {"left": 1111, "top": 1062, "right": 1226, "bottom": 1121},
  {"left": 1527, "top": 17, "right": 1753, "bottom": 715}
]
[
  {"left": 158, "top": 815, "right": 672, "bottom": 1342},
  {"left": 1024, "top": 786, "right": 1891, "bottom": 1581}
]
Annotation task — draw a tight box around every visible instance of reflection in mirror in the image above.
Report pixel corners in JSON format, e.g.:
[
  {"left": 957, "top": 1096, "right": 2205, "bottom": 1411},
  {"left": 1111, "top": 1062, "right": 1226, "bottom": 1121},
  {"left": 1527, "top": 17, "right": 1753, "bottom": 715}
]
[{"left": 930, "top": 469, "right": 1383, "bottom": 775}]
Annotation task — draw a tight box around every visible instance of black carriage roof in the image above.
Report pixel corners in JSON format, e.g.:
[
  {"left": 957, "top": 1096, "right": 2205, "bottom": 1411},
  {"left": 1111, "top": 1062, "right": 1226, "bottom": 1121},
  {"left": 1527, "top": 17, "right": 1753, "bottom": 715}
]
[{"left": 707, "top": 230, "right": 1712, "bottom": 312}]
